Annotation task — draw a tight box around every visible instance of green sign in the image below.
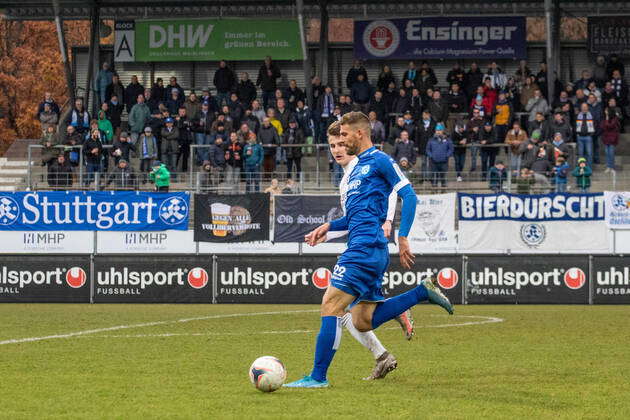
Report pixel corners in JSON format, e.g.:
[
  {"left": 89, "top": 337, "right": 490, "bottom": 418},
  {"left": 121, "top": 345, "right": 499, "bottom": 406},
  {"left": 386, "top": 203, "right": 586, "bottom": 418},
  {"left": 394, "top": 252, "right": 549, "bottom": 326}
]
[{"left": 134, "top": 19, "right": 303, "bottom": 62}]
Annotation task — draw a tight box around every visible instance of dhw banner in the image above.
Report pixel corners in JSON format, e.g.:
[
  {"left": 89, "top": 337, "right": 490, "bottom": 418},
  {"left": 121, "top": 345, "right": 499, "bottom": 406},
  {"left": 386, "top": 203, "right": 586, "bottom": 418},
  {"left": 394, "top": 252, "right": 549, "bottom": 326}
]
[
  {"left": 0, "top": 191, "right": 189, "bottom": 231},
  {"left": 407, "top": 193, "right": 457, "bottom": 253},
  {"left": 130, "top": 19, "right": 302, "bottom": 62},
  {"left": 216, "top": 255, "right": 462, "bottom": 304},
  {"left": 458, "top": 193, "right": 608, "bottom": 253},
  {"left": 0, "top": 255, "right": 90, "bottom": 303},
  {"left": 466, "top": 255, "right": 589, "bottom": 304},
  {"left": 592, "top": 256, "right": 630, "bottom": 304},
  {"left": 273, "top": 195, "right": 345, "bottom": 243},
  {"left": 354, "top": 16, "right": 526, "bottom": 60},
  {"left": 93, "top": 256, "right": 211, "bottom": 303},
  {"left": 194, "top": 193, "right": 269, "bottom": 243},
  {"left": 588, "top": 16, "right": 630, "bottom": 56},
  {"left": 604, "top": 191, "right": 630, "bottom": 229}
]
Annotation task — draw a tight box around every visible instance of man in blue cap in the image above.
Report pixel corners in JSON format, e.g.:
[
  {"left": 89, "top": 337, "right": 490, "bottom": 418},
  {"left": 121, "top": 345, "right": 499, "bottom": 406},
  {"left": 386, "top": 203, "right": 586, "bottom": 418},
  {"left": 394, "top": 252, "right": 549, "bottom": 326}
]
[
  {"left": 426, "top": 122, "right": 453, "bottom": 189},
  {"left": 160, "top": 117, "right": 180, "bottom": 178}
]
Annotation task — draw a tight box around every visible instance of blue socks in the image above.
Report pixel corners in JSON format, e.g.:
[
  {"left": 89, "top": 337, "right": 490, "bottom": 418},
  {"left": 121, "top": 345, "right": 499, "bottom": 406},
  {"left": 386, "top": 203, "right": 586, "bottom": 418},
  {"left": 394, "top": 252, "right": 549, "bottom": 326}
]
[
  {"left": 371, "top": 284, "right": 429, "bottom": 329},
  {"left": 310, "top": 316, "right": 342, "bottom": 382}
]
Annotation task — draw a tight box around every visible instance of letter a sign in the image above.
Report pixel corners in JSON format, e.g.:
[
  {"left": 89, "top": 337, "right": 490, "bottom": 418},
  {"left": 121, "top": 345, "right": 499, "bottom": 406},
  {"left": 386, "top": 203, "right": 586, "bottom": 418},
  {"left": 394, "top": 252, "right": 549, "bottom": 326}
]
[{"left": 115, "top": 21, "right": 135, "bottom": 62}]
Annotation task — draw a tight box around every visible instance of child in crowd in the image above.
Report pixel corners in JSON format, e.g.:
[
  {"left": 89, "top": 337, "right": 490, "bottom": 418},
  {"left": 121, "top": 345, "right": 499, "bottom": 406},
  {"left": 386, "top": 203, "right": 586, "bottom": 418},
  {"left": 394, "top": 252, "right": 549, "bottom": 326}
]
[
  {"left": 516, "top": 168, "right": 536, "bottom": 194},
  {"left": 488, "top": 160, "right": 507, "bottom": 193},
  {"left": 572, "top": 157, "right": 592, "bottom": 192},
  {"left": 553, "top": 156, "right": 570, "bottom": 192}
]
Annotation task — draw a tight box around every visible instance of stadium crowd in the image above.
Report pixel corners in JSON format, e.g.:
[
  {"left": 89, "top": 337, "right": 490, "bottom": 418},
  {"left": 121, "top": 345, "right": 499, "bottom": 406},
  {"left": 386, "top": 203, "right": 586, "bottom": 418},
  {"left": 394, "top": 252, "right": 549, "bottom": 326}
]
[{"left": 36, "top": 53, "right": 628, "bottom": 193}]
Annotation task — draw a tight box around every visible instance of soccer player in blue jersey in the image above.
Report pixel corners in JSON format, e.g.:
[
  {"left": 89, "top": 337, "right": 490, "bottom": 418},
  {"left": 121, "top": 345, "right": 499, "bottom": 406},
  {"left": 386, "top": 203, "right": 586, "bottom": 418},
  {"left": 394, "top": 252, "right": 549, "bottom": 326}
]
[{"left": 285, "top": 112, "right": 453, "bottom": 388}]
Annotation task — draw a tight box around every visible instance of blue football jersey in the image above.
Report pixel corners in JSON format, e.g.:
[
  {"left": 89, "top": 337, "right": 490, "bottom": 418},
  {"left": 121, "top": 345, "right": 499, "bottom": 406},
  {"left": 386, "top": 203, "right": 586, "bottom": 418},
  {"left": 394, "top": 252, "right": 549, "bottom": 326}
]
[{"left": 341, "top": 147, "right": 409, "bottom": 248}]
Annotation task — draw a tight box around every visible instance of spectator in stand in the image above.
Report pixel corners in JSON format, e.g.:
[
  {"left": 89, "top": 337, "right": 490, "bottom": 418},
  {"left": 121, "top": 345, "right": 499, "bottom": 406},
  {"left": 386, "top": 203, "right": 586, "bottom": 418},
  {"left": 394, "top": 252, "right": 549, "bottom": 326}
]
[
  {"left": 536, "top": 61, "right": 549, "bottom": 98},
  {"left": 446, "top": 83, "right": 467, "bottom": 114},
  {"left": 479, "top": 121, "right": 499, "bottom": 181},
  {"left": 175, "top": 107, "right": 193, "bottom": 174},
  {"left": 48, "top": 154, "right": 73, "bottom": 189},
  {"left": 351, "top": 74, "right": 372, "bottom": 113},
  {"left": 149, "top": 160, "right": 170, "bottom": 192},
  {"left": 259, "top": 117, "right": 280, "bottom": 179},
  {"left": 492, "top": 92, "right": 512, "bottom": 144},
  {"left": 264, "top": 178, "right": 282, "bottom": 195},
  {"left": 584, "top": 80, "right": 602, "bottom": 104},
  {"left": 282, "top": 178, "right": 300, "bottom": 194},
  {"left": 213, "top": 60, "right": 236, "bottom": 107},
  {"left": 106, "top": 158, "right": 136, "bottom": 190},
  {"left": 151, "top": 78, "right": 166, "bottom": 102},
  {"left": 40, "top": 125, "right": 59, "bottom": 168},
  {"left": 548, "top": 110, "right": 572, "bottom": 142},
  {"left": 606, "top": 97, "right": 624, "bottom": 125},
  {"left": 194, "top": 101, "right": 215, "bottom": 164},
  {"left": 552, "top": 91, "right": 575, "bottom": 121},
  {"left": 105, "top": 74, "right": 124, "bottom": 104},
  {"left": 138, "top": 127, "right": 158, "bottom": 183},
  {"left": 215, "top": 112, "right": 234, "bottom": 136},
  {"left": 83, "top": 129, "right": 104, "bottom": 186},
  {"left": 464, "top": 62, "right": 484, "bottom": 101},
  {"left": 243, "top": 133, "right": 264, "bottom": 193},
  {"left": 525, "top": 89, "right": 549, "bottom": 128},
  {"left": 237, "top": 123, "right": 253, "bottom": 144},
  {"left": 124, "top": 75, "right": 144, "bottom": 113},
  {"left": 576, "top": 102, "right": 597, "bottom": 166},
  {"left": 446, "top": 62, "right": 465, "bottom": 88},
  {"left": 382, "top": 81, "right": 397, "bottom": 113},
  {"left": 284, "top": 79, "right": 305, "bottom": 109},
  {"left": 553, "top": 156, "right": 569, "bottom": 192},
  {"left": 310, "top": 76, "right": 324, "bottom": 108},
  {"left": 62, "top": 125, "right": 82, "bottom": 166},
  {"left": 295, "top": 100, "right": 313, "bottom": 143},
  {"left": 208, "top": 136, "right": 226, "bottom": 183},
  {"left": 428, "top": 90, "right": 449, "bottom": 125},
  {"left": 528, "top": 112, "right": 552, "bottom": 141},
  {"left": 225, "top": 132, "right": 243, "bottom": 189},
  {"left": 274, "top": 98, "right": 292, "bottom": 133},
  {"left": 392, "top": 88, "right": 411, "bottom": 116},
  {"left": 236, "top": 72, "right": 257, "bottom": 107},
  {"left": 505, "top": 77, "right": 521, "bottom": 111},
  {"left": 106, "top": 94, "right": 123, "bottom": 138},
  {"left": 393, "top": 130, "right": 416, "bottom": 168},
  {"left": 482, "top": 77, "right": 498, "bottom": 111},
  {"left": 488, "top": 161, "right": 507, "bottom": 193},
  {"left": 408, "top": 88, "right": 423, "bottom": 120},
  {"left": 166, "top": 77, "right": 185, "bottom": 102},
  {"left": 592, "top": 55, "right": 607, "bottom": 87},
  {"left": 339, "top": 95, "right": 355, "bottom": 115},
  {"left": 516, "top": 168, "right": 536, "bottom": 194},
  {"left": 283, "top": 119, "right": 304, "bottom": 180},
  {"left": 368, "top": 111, "right": 385, "bottom": 146},
  {"left": 520, "top": 130, "right": 543, "bottom": 169},
  {"left": 486, "top": 62, "right": 507, "bottom": 90},
  {"left": 426, "top": 123, "right": 453, "bottom": 189},
  {"left": 346, "top": 60, "right": 368, "bottom": 90},
  {"left": 160, "top": 117, "right": 179, "bottom": 177},
  {"left": 587, "top": 94, "right": 604, "bottom": 163},
  {"left": 39, "top": 103, "right": 58, "bottom": 135},
  {"left": 602, "top": 82, "right": 617, "bottom": 108},
  {"left": 199, "top": 88, "right": 218, "bottom": 113},
  {"left": 470, "top": 93, "right": 489, "bottom": 119},
  {"left": 607, "top": 54, "right": 625, "bottom": 77},
  {"left": 97, "top": 110, "right": 114, "bottom": 144},
  {"left": 402, "top": 61, "right": 419, "bottom": 87},
  {"left": 94, "top": 62, "right": 113, "bottom": 106},
  {"left": 530, "top": 146, "right": 553, "bottom": 177},
  {"left": 389, "top": 116, "right": 411, "bottom": 146},
  {"left": 520, "top": 75, "right": 539, "bottom": 111},
  {"left": 610, "top": 69, "right": 628, "bottom": 112},
  {"left": 110, "top": 132, "right": 136, "bottom": 166},
  {"left": 452, "top": 122, "right": 468, "bottom": 181},
  {"left": 602, "top": 107, "right": 621, "bottom": 173},
  {"left": 317, "top": 86, "right": 336, "bottom": 143},
  {"left": 267, "top": 89, "right": 283, "bottom": 112},
  {"left": 505, "top": 121, "right": 527, "bottom": 173},
  {"left": 551, "top": 132, "right": 571, "bottom": 164},
  {"left": 37, "top": 92, "right": 60, "bottom": 119},
  {"left": 573, "top": 70, "right": 593, "bottom": 91},
  {"left": 66, "top": 98, "right": 91, "bottom": 136},
  {"left": 417, "top": 110, "right": 436, "bottom": 180},
  {"left": 226, "top": 93, "right": 245, "bottom": 128},
  {"left": 184, "top": 92, "right": 201, "bottom": 121},
  {"left": 514, "top": 60, "right": 532, "bottom": 88},
  {"left": 128, "top": 94, "right": 150, "bottom": 145},
  {"left": 417, "top": 68, "right": 436, "bottom": 95},
  {"left": 377, "top": 65, "right": 396, "bottom": 92},
  {"left": 251, "top": 99, "right": 266, "bottom": 125},
  {"left": 166, "top": 89, "right": 184, "bottom": 116},
  {"left": 572, "top": 157, "right": 592, "bottom": 192},
  {"left": 257, "top": 56, "right": 282, "bottom": 110}
]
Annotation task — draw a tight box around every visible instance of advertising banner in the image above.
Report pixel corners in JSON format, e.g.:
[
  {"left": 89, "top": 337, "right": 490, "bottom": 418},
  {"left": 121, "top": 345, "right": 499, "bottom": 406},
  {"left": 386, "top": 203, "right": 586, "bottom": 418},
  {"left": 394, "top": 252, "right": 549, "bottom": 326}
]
[
  {"left": 133, "top": 19, "right": 302, "bottom": 62},
  {"left": 588, "top": 16, "right": 630, "bottom": 56},
  {"left": 0, "top": 255, "right": 90, "bottom": 303},
  {"left": 466, "top": 255, "right": 589, "bottom": 304},
  {"left": 407, "top": 193, "right": 457, "bottom": 253},
  {"left": 0, "top": 191, "right": 189, "bottom": 231},
  {"left": 273, "top": 195, "right": 344, "bottom": 243},
  {"left": 96, "top": 230, "right": 195, "bottom": 254},
  {"left": 93, "top": 256, "right": 211, "bottom": 303},
  {"left": 194, "top": 193, "right": 269, "bottom": 243},
  {"left": 354, "top": 16, "right": 526, "bottom": 60},
  {"left": 604, "top": 191, "right": 630, "bottom": 229},
  {"left": 458, "top": 193, "right": 608, "bottom": 253},
  {"left": 0, "top": 231, "right": 93, "bottom": 254},
  {"left": 592, "top": 256, "right": 630, "bottom": 304}
]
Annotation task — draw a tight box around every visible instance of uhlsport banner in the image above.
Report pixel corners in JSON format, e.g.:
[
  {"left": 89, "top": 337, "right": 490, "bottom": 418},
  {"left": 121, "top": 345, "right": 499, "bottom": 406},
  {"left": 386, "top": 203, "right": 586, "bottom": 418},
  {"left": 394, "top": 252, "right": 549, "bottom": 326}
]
[
  {"left": 604, "top": 191, "right": 630, "bottom": 229},
  {"left": 194, "top": 193, "right": 270, "bottom": 243},
  {"left": 407, "top": 193, "right": 457, "bottom": 252},
  {"left": 0, "top": 191, "right": 189, "bottom": 231},
  {"left": 273, "top": 195, "right": 345, "bottom": 243},
  {"left": 354, "top": 16, "right": 526, "bottom": 60},
  {"left": 458, "top": 193, "right": 608, "bottom": 253},
  {"left": 129, "top": 19, "right": 303, "bottom": 62}
]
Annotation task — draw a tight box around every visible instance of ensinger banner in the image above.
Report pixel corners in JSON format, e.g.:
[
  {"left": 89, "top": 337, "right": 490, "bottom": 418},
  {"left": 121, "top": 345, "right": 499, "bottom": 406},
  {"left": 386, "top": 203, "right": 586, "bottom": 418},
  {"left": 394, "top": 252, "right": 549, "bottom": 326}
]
[
  {"left": 0, "top": 191, "right": 189, "bottom": 231},
  {"left": 354, "top": 16, "right": 526, "bottom": 60},
  {"left": 458, "top": 193, "right": 608, "bottom": 253},
  {"left": 119, "top": 19, "right": 303, "bottom": 62}
]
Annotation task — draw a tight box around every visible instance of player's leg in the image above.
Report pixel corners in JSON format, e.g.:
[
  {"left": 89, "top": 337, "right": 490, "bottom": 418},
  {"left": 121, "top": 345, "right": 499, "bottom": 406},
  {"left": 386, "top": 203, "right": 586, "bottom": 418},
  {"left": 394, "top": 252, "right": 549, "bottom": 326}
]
[
  {"left": 284, "top": 285, "right": 355, "bottom": 388},
  {"left": 394, "top": 309, "right": 415, "bottom": 340}
]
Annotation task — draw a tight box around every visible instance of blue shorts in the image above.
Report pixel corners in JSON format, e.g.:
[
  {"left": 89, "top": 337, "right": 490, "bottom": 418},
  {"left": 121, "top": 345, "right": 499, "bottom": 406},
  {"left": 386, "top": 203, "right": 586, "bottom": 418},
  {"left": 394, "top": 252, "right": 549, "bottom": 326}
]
[{"left": 331, "top": 245, "right": 390, "bottom": 306}]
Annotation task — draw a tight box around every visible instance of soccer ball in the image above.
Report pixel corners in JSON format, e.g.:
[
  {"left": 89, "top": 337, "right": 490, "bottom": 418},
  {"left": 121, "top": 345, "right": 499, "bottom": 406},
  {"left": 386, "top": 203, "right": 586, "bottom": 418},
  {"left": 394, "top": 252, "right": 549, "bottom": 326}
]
[{"left": 249, "top": 356, "right": 287, "bottom": 392}]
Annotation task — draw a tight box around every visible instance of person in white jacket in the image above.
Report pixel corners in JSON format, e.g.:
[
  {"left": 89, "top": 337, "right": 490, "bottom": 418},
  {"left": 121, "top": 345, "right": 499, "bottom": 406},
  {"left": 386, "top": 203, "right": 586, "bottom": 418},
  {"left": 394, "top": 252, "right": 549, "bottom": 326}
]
[{"left": 305, "top": 120, "right": 414, "bottom": 381}]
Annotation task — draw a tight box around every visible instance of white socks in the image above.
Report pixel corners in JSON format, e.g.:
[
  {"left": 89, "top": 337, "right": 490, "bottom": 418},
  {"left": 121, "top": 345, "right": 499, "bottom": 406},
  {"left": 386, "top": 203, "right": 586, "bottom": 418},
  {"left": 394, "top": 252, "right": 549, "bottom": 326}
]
[{"left": 341, "top": 312, "right": 387, "bottom": 359}]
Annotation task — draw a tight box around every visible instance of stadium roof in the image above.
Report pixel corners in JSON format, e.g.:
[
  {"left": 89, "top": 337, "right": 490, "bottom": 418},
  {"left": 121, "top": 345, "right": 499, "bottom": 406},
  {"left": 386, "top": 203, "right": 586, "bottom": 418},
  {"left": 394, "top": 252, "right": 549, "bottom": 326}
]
[{"left": 1, "top": 0, "right": 629, "bottom": 20}]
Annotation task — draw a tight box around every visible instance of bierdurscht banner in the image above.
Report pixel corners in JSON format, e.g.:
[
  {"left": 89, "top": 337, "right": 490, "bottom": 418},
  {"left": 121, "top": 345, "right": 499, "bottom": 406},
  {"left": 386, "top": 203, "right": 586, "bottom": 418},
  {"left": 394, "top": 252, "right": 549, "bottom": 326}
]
[
  {"left": 0, "top": 191, "right": 189, "bottom": 231},
  {"left": 458, "top": 192, "right": 608, "bottom": 253},
  {"left": 194, "top": 193, "right": 270, "bottom": 243}
]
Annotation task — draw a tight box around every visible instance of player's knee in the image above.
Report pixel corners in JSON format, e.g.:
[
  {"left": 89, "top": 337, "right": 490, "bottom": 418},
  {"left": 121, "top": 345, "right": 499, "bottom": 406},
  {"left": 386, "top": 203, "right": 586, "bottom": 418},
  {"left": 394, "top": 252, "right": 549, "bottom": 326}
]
[
  {"left": 353, "top": 316, "right": 372, "bottom": 332},
  {"left": 320, "top": 299, "right": 344, "bottom": 317}
]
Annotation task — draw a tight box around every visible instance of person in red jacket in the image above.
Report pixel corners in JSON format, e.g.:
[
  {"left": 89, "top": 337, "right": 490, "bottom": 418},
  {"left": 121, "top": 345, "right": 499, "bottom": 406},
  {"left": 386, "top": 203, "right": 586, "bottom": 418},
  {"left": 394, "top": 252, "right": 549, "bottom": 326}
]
[{"left": 601, "top": 107, "right": 621, "bottom": 173}]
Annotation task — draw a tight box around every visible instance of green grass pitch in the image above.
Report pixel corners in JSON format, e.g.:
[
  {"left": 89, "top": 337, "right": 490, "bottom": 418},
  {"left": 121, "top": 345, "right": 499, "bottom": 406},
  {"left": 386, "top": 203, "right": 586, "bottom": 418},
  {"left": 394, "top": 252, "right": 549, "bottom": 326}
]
[{"left": 1, "top": 304, "right": 629, "bottom": 419}]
